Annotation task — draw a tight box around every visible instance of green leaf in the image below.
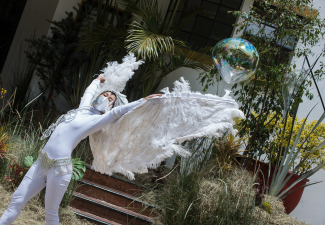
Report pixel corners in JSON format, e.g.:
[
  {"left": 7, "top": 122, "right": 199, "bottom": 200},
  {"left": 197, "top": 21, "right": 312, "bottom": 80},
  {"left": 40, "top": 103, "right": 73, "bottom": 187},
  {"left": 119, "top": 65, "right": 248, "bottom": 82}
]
[
  {"left": 24, "top": 156, "right": 35, "bottom": 167},
  {"left": 71, "top": 158, "right": 86, "bottom": 181}
]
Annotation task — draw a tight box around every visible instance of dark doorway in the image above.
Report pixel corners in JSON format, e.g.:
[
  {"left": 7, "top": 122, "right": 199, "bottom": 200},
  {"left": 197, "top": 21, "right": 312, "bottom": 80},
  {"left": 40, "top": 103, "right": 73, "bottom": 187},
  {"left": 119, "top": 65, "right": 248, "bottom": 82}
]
[{"left": 0, "top": 0, "right": 28, "bottom": 73}]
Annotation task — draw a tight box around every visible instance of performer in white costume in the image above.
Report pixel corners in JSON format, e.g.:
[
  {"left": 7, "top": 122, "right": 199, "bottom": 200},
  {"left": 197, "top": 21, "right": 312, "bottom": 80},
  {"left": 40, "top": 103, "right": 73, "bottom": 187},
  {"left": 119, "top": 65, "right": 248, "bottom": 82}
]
[
  {"left": 0, "top": 53, "right": 244, "bottom": 224},
  {"left": 0, "top": 55, "right": 157, "bottom": 225}
]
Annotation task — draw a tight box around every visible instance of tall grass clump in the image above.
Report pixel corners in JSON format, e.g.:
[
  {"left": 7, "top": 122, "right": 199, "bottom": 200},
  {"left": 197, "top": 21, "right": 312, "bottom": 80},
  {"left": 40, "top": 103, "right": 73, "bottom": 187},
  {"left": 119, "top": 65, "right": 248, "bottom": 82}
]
[
  {"left": 152, "top": 163, "right": 259, "bottom": 225},
  {"left": 197, "top": 168, "right": 257, "bottom": 224},
  {"left": 141, "top": 138, "right": 258, "bottom": 225},
  {"left": 0, "top": 108, "right": 47, "bottom": 186}
]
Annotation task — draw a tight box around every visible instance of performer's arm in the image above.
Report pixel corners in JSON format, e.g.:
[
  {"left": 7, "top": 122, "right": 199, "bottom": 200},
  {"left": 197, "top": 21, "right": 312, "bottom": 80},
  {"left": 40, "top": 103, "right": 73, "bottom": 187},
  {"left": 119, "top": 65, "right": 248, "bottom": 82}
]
[
  {"left": 79, "top": 76, "right": 104, "bottom": 108},
  {"left": 91, "top": 99, "right": 144, "bottom": 131},
  {"left": 90, "top": 94, "right": 161, "bottom": 132}
]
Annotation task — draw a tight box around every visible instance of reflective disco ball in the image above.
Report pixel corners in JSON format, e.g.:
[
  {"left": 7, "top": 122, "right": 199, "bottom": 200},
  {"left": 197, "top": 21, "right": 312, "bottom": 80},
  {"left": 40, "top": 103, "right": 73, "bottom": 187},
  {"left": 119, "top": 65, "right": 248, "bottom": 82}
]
[{"left": 212, "top": 38, "right": 259, "bottom": 84}]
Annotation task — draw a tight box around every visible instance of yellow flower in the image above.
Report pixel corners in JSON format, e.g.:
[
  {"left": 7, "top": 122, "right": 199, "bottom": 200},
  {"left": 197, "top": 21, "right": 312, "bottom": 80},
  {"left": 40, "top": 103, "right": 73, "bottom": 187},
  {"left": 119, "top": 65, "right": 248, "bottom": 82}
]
[
  {"left": 264, "top": 113, "right": 325, "bottom": 175},
  {"left": 0, "top": 88, "right": 7, "bottom": 99},
  {"left": 235, "top": 110, "right": 325, "bottom": 175}
]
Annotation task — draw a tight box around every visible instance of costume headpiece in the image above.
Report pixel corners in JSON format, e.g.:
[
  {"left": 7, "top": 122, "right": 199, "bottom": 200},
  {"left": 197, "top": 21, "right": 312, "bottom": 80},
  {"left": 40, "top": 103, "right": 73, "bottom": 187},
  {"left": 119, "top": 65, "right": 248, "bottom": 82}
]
[
  {"left": 91, "top": 53, "right": 144, "bottom": 110},
  {"left": 41, "top": 53, "right": 144, "bottom": 140}
]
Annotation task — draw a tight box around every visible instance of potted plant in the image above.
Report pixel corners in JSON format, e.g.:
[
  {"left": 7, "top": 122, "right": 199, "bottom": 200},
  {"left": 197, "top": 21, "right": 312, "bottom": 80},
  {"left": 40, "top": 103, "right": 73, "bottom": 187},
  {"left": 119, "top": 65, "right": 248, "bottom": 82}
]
[{"left": 246, "top": 64, "right": 325, "bottom": 213}]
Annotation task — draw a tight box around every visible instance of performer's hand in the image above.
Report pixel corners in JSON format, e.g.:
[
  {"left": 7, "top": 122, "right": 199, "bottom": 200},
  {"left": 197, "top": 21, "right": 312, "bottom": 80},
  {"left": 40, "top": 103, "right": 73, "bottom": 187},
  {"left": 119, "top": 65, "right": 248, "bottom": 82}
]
[
  {"left": 96, "top": 75, "right": 105, "bottom": 83},
  {"left": 144, "top": 94, "right": 162, "bottom": 100}
]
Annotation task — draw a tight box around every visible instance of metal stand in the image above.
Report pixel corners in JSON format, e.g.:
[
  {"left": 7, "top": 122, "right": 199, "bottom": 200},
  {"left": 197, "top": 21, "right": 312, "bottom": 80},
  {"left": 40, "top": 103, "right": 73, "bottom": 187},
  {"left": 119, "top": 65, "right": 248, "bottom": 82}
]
[{"left": 303, "top": 48, "right": 325, "bottom": 112}]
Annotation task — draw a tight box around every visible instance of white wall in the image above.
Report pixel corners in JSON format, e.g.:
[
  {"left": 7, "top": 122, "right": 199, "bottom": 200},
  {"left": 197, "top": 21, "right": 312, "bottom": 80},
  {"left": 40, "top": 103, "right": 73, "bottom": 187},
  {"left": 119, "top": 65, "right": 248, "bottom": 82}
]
[
  {"left": 156, "top": 67, "right": 233, "bottom": 96},
  {"left": 289, "top": 0, "right": 325, "bottom": 224},
  {"left": 232, "top": 0, "right": 254, "bottom": 38},
  {"left": 51, "top": 0, "right": 81, "bottom": 26}
]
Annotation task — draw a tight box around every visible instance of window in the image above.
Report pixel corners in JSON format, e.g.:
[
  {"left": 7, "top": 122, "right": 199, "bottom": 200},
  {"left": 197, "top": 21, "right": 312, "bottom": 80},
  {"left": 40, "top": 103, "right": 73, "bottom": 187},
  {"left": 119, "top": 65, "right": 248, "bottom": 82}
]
[
  {"left": 244, "top": 2, "right": 299, "bottom": 51},
  {"left": 165, "top": 0, "right": 243, "bottom": 49}
]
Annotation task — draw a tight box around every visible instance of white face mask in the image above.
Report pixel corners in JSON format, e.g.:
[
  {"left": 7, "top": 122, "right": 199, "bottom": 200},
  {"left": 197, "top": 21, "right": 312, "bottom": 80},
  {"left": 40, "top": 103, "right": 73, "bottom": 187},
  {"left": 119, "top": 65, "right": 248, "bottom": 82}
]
[{"left": 93, "top": 96, "right": 109, "bottom": 113}]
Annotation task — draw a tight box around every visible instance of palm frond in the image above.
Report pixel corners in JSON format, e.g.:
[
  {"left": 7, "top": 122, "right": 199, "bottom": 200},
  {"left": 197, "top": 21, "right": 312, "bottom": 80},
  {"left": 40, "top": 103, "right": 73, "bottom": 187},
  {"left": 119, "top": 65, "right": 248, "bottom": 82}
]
[
  {"left": 126, "top": 21, "right": 186, "bottom": 59},
  {"left": 79, "top": 21, "right": 128, "bottom": 54},
  {"left": 161, "top": 47, "right": 213, "bottom": 76},
  {"left": 124, "top": 0, "right": 186, "bottom": 59},
  {"left": 118, "top": 0, "right": 158, "bottom": 16},
  {"left": 179, "top": 47, "right": 213, "bottom": 70}
]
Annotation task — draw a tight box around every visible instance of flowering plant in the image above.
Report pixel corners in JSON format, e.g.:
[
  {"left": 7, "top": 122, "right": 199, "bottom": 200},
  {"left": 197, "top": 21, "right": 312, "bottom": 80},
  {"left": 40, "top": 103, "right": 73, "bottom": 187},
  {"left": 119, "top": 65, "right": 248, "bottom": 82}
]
[
  {"left": 263, "top": 112, "right": 325, "bottom": 176},
  {"left": 244, "top": 107, "right": 325, "bottom": 199},
  {"left": 258, "top": 106, "right": 325, "bottom": 199},
  {"left": 0, "top": 88, "right": 6, "bottom": 99},
  {"left": 0, "top": 127, "right": 11, "bottom": 159},
  {"left": 6, "top": 157, "right": 29, "bottom": 187}
]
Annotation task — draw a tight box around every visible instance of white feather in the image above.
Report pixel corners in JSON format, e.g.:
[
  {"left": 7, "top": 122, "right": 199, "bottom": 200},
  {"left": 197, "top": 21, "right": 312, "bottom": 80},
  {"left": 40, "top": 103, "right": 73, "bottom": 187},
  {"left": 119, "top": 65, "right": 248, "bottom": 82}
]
[
  {"left": 92, "top": 53, "right": 144, "bottom": 102},
  {"left": 89, "top": 77, "right": 244, "bottom": 180}
]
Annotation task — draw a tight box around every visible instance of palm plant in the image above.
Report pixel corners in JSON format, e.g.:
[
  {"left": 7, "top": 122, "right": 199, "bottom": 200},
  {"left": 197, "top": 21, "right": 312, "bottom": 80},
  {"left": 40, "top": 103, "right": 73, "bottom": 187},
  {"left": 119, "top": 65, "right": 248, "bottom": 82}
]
[
  {"left": 79, "top": 0, "right": 212, "bottom": 101},
  {"left": 79, "top": 0, "right": 130, "bottom": 58},
  {"left": 123, "top": 0, "right": 212, "bottom": 99},
  {"left": 71, "top": 158, "right": 86, "bottom": 181},
  {"left": 122, "top": 0, "right": 186, "bottom": 60}
]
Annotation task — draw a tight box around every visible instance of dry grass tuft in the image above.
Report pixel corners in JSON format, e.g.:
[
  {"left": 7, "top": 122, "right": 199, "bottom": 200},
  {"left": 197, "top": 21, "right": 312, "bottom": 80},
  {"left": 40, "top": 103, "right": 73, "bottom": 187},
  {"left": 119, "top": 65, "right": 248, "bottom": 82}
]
[
  {"left": 0, "top": 184, "right": 45, "bottom": 225},
  {"left": 197, "top": 167, "right": 257, "bottom": 222},
  {"left": 198, "top": 167, "right": 309, "bottom": 225},
  {"left": 0, "top": 184, "right": 94, "bottom": 225},
  {"left": 252, "top": 195, "right": 309, "bottom": 225},
  {"left": 144, "top": 164, "right": 310, "bottom": 225},
  {"left": 58, "top": 208, "right": 93, "bottom": 225}
]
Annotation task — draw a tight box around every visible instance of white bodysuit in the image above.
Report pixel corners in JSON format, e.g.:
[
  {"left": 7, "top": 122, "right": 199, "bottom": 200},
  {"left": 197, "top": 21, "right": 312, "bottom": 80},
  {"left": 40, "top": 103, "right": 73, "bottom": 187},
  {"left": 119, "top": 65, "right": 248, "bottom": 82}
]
[
  {"left": 0, "top": 79, "right": 143, "bottom": 225},
  {"left": 44, "top": 79, "right": 143, "bottom": 159}
]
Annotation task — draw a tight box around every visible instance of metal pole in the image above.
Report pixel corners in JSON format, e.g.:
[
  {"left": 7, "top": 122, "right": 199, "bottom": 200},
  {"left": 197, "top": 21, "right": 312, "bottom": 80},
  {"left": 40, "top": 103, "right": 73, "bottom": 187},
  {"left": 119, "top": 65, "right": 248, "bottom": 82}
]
[{"left": 305, "top": 55, "right": 325, "bottom": 112}]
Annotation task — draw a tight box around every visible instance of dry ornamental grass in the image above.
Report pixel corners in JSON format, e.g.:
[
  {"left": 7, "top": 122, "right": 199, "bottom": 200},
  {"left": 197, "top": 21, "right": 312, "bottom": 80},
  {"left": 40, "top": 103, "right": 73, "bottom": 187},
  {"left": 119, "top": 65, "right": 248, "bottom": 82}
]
[
  {"left": 253, "top": 195, "right": 309, "bottom": 225},
  {"left": 198, "top": 167, "right": 310, "bottom": 225},
  {"left": 0, "top": 184, "right": 94, "bottom": 225},
  {"left": 140, "top": 165, "right": 311, "bottom": 225}
]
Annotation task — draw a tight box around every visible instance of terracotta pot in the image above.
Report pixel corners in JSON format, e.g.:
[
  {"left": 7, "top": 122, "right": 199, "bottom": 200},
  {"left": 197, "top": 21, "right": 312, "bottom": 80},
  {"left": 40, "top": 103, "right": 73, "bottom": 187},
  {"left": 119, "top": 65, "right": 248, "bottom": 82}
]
[{"left": 245, "top": 159, "right": 309, "bottom": 214}]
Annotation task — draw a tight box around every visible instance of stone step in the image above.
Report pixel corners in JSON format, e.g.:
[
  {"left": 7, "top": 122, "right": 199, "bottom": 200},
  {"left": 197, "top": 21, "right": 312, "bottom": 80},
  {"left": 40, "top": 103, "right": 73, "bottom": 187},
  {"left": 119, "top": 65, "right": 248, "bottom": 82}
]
[
  {"left": 70, "top": 192, "right": 153, "bottom": 225},
  {"left": 68, "top": 207, "right": 122, "bottom": 225},
  {"left": 76, "top": 179, "right": 156, "bottom": 217},
  {"left": 83, "top": 166, "right": 143, "bottom": 196}
]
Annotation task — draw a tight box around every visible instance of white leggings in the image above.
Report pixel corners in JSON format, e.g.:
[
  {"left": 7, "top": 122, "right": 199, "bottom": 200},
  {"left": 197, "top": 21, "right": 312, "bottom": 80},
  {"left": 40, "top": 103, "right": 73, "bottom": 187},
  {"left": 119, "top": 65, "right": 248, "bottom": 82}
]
[{"left": 0, "top": 160, "right": 72, "bottom": 225}]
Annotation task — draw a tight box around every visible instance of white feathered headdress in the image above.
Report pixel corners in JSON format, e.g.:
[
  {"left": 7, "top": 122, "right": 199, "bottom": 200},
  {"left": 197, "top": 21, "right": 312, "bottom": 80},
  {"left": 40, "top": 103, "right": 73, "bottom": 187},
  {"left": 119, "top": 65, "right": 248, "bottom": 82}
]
[{"left": 91, "top": 53, "right": 144, "bottom": 108}]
